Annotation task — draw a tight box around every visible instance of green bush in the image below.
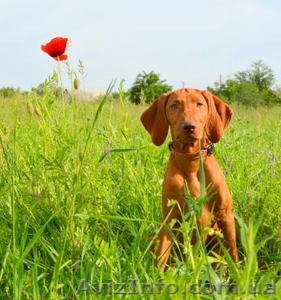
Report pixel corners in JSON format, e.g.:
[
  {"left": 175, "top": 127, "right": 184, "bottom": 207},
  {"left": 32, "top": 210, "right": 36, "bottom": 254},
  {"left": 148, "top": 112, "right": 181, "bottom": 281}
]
[
  {"left": 232, "top": 82, "right": 263, "bottom": 106},
  {"left": 208, "top": 61, "right": 281, "bottom": 106},
  {"left": 129, "top": 70, "right": 172, "bottom": 104}
]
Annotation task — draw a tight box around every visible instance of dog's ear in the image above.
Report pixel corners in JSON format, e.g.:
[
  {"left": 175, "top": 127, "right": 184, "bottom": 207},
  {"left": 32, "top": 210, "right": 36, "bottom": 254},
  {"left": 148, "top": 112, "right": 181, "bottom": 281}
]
[
  {"left": 201, "top": 90, "right": 233, "bottom": 143},
  {"left": 140, "top": 93, "right": 169, "bottom": 146}
]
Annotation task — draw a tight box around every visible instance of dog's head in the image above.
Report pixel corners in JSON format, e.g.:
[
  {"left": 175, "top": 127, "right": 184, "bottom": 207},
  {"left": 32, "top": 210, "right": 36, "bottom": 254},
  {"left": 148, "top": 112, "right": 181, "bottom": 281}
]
[{"left": 140, "top": 88, "right": 233, "bottom": 146}]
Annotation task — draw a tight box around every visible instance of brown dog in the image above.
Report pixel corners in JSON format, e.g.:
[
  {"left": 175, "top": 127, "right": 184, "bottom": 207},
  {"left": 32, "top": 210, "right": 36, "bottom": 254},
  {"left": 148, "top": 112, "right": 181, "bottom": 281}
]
[{"left": 140, "top": 88, "right": 239, "bottom": 271}]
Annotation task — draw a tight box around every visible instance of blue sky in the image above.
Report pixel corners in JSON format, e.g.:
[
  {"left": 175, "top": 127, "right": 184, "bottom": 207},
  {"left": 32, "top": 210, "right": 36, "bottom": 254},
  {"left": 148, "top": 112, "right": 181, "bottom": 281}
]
[{"left": 1, "top": 0, "right": 281, "bottom": 92}]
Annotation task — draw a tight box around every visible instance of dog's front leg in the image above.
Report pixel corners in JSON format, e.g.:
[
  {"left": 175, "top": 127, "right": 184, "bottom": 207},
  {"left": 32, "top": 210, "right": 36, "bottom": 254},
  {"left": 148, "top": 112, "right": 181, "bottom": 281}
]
[
  {"left": 156, "top": 226, "right": 174, "bottom": 271},
  {"left": 217, "top": 211, "right": 239, "bottom": 262},
  {"left": 156, "top": 201, "right": 183, "bottom": 271},
  {"left": 155, "top": 168, "right": 187, "bottom": 271}
]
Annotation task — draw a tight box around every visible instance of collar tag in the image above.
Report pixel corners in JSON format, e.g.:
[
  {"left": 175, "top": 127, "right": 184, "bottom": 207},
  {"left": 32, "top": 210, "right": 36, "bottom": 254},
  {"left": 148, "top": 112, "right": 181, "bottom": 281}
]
[{"left": 205, "top": 143, "right": 215, "bottom": 156}]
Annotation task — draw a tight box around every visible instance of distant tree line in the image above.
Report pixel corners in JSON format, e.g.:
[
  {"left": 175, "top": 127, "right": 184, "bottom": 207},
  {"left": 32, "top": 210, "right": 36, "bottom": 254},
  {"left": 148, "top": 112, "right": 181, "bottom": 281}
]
[
  {"left": 128, "top": 60, "right": 281, "bottom": 106},
  {"left": 207, "top": 60, "right": 281, "bottom": 106},
  {"left": 1, "top": 60, "right": 281, "bottom": 106}
]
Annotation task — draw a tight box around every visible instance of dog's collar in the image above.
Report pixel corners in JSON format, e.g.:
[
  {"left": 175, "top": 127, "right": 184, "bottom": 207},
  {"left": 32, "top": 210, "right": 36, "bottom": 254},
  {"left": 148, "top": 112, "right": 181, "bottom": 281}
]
[{"left": 168, "top": 142, "right": 215, "bottom": 160}]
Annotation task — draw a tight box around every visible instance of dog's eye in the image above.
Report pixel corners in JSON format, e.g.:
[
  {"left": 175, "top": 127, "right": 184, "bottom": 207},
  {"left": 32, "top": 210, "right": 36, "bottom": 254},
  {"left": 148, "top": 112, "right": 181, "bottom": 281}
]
[
  {"left": 170, "top": 103, "right": 179, "bottom": 110},
  {"left": 196, "top": 102, "right": 203, "bottom": 108}
]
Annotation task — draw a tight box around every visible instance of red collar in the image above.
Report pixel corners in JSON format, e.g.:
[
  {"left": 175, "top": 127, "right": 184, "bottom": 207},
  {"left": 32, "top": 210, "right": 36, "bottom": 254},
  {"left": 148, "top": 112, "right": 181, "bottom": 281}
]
[{"left": 168, "top": 142, "right": 215, "bottom": 160}]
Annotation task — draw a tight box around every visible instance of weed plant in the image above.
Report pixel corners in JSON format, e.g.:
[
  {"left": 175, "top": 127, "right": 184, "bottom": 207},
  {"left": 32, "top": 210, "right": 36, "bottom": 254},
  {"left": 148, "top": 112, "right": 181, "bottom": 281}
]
[{"left": 0, "top": 83, "right": 280, "bottom": 299}]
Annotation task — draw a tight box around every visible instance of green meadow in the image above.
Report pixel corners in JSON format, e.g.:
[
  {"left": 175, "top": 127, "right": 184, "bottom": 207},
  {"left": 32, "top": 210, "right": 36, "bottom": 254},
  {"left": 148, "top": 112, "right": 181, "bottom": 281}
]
[{"left": 0, "top": 87, "right": 280, "bottom": 299}]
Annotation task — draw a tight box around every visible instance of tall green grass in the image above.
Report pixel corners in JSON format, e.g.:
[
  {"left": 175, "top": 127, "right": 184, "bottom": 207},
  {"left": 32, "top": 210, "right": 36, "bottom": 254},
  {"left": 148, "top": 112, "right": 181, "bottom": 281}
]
[{"left": 0, "top": 89, "right": 280, "bottom": 299}]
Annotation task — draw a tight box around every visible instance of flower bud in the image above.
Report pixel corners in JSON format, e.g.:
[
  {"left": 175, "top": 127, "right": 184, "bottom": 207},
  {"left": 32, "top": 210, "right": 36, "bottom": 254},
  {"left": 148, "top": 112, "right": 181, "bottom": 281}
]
[{"left": 74, "top": 77, "right": 80, "bottom": 90}]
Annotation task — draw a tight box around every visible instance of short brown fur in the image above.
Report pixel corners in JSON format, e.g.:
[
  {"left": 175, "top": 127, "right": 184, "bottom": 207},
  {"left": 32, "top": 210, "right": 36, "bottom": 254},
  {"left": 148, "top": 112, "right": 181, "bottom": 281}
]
[{"left": 141, "top": 88, "right": 239, "bottom": 271}]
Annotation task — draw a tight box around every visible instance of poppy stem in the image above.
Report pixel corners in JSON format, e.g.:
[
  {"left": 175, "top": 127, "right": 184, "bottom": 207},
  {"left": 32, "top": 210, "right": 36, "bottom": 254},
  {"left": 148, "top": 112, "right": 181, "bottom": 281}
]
[{"left": 57, "top": 59, "right": 65, "bottom": 104}]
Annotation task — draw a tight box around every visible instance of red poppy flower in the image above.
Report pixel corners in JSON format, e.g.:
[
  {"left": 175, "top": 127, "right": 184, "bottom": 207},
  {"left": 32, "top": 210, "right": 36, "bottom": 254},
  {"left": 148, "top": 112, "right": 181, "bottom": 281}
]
[{"left": 41, "top": 37, "right": 68, "bottom": 61}]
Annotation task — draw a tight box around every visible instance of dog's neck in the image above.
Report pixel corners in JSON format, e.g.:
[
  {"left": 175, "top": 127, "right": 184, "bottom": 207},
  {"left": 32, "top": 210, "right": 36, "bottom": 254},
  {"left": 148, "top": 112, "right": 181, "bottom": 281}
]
[
  {"left": 171, "top": 139, "right": 203, "bottom": 153},
  {"left": 168, "top": 137, "right": 215, "bottom": 161}
]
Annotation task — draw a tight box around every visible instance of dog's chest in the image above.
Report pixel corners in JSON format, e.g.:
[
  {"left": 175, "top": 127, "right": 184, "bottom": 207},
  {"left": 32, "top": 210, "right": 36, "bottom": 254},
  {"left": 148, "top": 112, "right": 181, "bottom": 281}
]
[{"left": 167, "top": 156, "right": 202, "bottom": 198}]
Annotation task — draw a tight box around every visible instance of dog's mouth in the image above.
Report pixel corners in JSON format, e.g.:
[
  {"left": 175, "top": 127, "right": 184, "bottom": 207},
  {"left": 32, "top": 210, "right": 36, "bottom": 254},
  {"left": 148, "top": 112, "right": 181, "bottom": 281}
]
[
  {"left": 176, "top": 128, "right": 202, "bottom": 139},
  {"left": 175, "top": 134, "right": 199, "bottom": 143}
]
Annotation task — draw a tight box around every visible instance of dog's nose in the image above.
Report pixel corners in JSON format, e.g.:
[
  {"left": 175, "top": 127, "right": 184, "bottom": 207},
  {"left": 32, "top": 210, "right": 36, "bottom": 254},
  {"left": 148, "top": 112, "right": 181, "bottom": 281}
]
[{"left": 182, "top": 121, "right": 196, "bottom": 132}]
